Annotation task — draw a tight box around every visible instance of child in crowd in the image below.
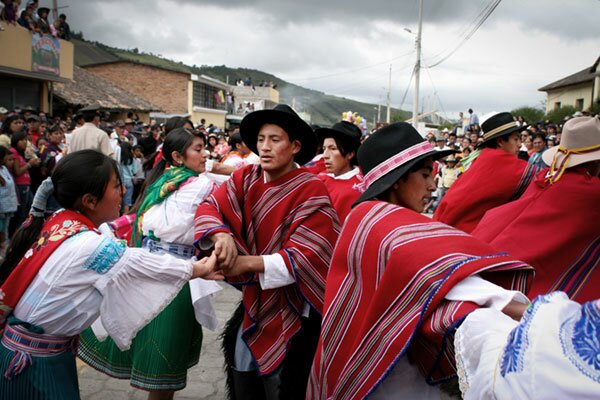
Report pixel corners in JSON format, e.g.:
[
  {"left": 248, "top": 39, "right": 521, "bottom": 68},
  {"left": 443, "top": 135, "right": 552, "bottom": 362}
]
[
  {"left": 39, "top": 124, "right": 64, "bottom": 177},
  {"left": 118, "top": 141, "right": 137, "bottom": 214},
  {"left": 9, "top": 131, "right": 39, "bottom": 235},
  {"left": 213, "top": 135, "right": 229, "bottom": 160},
  {"left": 437, "top": 155, "right": 461, "bottom": 202},
  {"left": 131, "top": 144, "right": 145, "bottom": 202},
  {"left": 0, "top": 146, "right": 17, "bottom": 259}
]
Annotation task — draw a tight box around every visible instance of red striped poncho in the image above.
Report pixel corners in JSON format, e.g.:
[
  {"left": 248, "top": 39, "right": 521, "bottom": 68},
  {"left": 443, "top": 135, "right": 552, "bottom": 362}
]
[
  {"left": 194, "top": 165, "right": 340, "bottom": 375},
  {"left": 473, "top": 167, "right": 600, "bottom": 303},
  {"left": 434, "top": 148, "right": 538, "bottom": 233},
  {"left": 308, "top": 201, "right": 533, "bottom": 400}
]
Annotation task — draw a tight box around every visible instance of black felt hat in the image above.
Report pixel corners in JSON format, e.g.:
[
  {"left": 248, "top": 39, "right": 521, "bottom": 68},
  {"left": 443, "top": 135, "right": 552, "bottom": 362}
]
[
  {"left": 479, "top": 112, "right": 527, "bottom": 146},
  {"left": 315, "top": 121, "right": 361, "bottom": 150},
  {"left": 240, "top": 104, "right": 316, "bottom": 165},
  {"left": 355, "top": 122, "right": 454, "bottom": 204}
]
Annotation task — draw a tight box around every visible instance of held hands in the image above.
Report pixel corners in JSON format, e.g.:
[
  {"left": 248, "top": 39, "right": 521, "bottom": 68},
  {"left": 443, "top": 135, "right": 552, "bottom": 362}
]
[
  {"left": 208, "top": 234, "right": 265, "bottom": 277},
  {"left": 212, "top": 232, "right": 238, "bottom": 273},
  {"left": 191, "top": 253, "right": 225, "bottom": 281}
]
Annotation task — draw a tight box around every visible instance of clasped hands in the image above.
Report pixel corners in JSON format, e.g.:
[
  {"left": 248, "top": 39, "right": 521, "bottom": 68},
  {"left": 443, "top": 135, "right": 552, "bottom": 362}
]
[
  {"left": 208, "top": 232, "right": 265, "bottom": 277},
  {"left": 190, "top": 232, "right": 239, "bottom": 280},
  {"left": 192, "top": 233, "right": 265, "bottom": 280}
]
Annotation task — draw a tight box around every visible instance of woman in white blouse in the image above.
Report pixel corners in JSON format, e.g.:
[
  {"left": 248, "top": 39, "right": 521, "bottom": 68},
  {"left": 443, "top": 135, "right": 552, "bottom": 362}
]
[
  {"left": 0, "top": 150, "right": 222, "bottom": 400},
  {"left": 78, "top": 128, "right": 221, "bottom": 400}
]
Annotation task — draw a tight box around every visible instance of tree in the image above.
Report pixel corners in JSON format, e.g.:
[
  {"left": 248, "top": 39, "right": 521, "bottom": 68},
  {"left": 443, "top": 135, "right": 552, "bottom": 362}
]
[
  {"left": 544, "top": 106, "right": 578, "bottom": 124},
  {"left": 390, "top": 111, "right": 410, "bottom": 123},
  {"left": 511, "top": 106, "right": 545, "bottom": 125},
  {"left": 587, "top": 99, "right": 600, "bottom": 116}
]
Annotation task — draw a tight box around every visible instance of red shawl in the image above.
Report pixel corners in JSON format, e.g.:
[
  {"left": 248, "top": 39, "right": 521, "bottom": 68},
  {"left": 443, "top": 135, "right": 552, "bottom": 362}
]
[
  {"left": 308, "top": 201, "right": 532, "bottom": 400},
  {"left": 194, "top": 165, "right": 340, "bottom": 375},
  {"left": 317, "top": 172, "right": 363, "bottom": 224},
  {"left": 473, "top": 167, "right": 600, "bottom": 303},
  {"left": 434, "top": 148, "right": 538, "bottom": 233},
  {"left": 0, "top": 210, "right": 98, "bottom": 331}
]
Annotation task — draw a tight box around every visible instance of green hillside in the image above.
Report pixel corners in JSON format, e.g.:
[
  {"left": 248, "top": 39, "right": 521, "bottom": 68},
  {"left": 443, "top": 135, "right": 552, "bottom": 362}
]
[{"left": 73, "top": 39, "right": 410, "bottom": 126}]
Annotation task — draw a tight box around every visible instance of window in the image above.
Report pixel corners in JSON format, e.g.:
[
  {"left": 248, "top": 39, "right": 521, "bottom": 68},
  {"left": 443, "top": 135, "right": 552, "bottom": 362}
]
[
  {"left": 575, "top": 98, "right": 584, "bottom": 110},
  {"left": 554, "top": 102, "right": 561, "bottom": 110},
  {"left": 0, "top": 77, "right": 41, "bottom": 111},
  {"left": 192, "top": 81, "right": 227, "bottom": 111}
]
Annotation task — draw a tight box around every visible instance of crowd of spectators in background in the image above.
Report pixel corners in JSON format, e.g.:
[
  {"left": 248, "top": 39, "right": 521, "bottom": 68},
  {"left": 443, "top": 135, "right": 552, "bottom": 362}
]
[
  {"left": 0, "top": 103, "right": 595, "bottom": 259},
  {"left": 0, "top": 0, "right": 70, "bottom": 40},
  {"left": 0, "top": 106, "right": 248, "bottom": 260}
]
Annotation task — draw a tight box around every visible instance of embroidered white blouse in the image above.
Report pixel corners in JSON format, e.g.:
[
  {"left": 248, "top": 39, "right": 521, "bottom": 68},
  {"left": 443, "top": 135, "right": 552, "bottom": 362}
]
[
  {"left": 13, "top": 231, "right": 192, "bottom": 350},
  {"left": 455, "top": 291, "right": 600, "bottom": 399},
  {"left": 141, "top": 175, "right": 222, "bottom": 330}
]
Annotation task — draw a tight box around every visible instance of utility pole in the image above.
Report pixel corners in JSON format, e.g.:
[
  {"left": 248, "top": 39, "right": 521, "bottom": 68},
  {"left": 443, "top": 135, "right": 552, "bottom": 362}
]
[
  {"left": 52, "top": 0, "right": 58, "bottom": 21},
  {"left": 412, "top": 0, "right": 424, "bottom": 129},
  {"left": 377, "top": 103, "right": 381, "bottom": 123},
  {"left": 386, "top": 64, "right": 391, "bottom": 123}
]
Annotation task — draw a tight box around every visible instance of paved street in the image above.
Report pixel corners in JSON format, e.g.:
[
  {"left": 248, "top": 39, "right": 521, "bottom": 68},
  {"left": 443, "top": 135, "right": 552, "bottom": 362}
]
[{"left": 78, "top": 285, "right": 242, "bottom": 400}]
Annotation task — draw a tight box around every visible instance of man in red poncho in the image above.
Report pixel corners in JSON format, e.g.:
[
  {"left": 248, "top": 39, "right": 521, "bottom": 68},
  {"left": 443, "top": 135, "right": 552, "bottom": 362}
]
[
  {"left": 315, "top": 121, "right": 363, "bottom": 223},
  {"left": 473, "top": 115, "right": 600, "bottom": 303},
  {"left": 434, "top": 112, "right": 538, "bottom": 232},
  {"left": 194, "top": 104, "right": 339, "bottom": 399},
  {"left": 308, "top": 122, "right": 533, "bottom": 400}
]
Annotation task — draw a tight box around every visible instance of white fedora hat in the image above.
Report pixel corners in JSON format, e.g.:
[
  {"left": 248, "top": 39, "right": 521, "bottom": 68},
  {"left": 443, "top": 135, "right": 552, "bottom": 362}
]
[{"left": 543, "top": 116, "right": 600, "bottom": 183}]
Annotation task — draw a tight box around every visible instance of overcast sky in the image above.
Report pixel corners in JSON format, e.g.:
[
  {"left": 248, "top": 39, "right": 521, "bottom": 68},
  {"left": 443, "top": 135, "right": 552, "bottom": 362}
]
[{"left": 52, "top": 0, "right": 599, "bottom": 118}]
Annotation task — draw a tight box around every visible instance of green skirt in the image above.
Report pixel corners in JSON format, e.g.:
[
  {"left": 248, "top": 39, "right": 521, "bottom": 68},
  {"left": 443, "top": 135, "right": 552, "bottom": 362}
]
[
  {"left": 78, "top": 283, "right": 203, "bottom": 391},
  {"left": 0, "top": 341, "right": 79, "bottom": 400}
]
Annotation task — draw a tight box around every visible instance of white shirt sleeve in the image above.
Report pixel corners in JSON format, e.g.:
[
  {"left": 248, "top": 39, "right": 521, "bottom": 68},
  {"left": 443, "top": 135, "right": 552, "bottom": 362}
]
[
  {"left": 258, "top": 253, "right": 311, "bottom": 318},
  {"left": 14, "top": 231, "right": 192, "bottom": 346},
  {"left": 259, "top": 253, "right": 295, "bottom": 289},
  {"left": 445, "top": 274, "right": 530, "bottom": 310},
  {"left": 94, "top": 247, "right": 193, "bottom": 350}
]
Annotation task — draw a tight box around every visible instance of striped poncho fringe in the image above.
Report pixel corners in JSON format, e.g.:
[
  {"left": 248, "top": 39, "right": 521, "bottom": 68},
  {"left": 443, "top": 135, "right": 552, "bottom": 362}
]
[{"left": 194, "top": 165, "right": 340, "bottom": 375}]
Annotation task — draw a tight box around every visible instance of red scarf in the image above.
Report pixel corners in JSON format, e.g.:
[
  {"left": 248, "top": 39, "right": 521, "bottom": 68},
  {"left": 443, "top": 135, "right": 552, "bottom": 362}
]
[
  {"left": 0, "top": 210, "right": 98, "bottom": 331},
  {"left": 473, "top": 167, "right": 600, "bottom": 303},
  {"left": 194, "top": 165, "right": 339, "bottom": 375},
  {"left": 308, "top": 201, "right": 532, "bottom": 399},
  {"left": 434, "top": 148, "right": 538, "bottom": 232}
]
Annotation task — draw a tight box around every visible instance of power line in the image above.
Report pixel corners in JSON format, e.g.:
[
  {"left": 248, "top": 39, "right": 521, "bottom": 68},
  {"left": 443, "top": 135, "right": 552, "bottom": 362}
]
[
  {"left": 399, "top": 64, "right": 416, "bottom": 109},
  {"left": 424, "top": 0, "right": 502, "bottom": 69},
  {"left": 316, "top": 60, "right": 414, "bottom": 96},
  {"left": 424, "top": 67, "right": 449, "bottom": 121},
  {"left": 287, "top": 50, "right": 415, "bottom": 83},
  {"left": 423, "top": 0, "right": 492, "bottom": 64}
]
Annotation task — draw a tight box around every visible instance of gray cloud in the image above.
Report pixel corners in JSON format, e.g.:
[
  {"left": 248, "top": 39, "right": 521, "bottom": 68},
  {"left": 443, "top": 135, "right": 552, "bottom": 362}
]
[{"left": 46, "top": 0, "right": 599, "bottom": 114}]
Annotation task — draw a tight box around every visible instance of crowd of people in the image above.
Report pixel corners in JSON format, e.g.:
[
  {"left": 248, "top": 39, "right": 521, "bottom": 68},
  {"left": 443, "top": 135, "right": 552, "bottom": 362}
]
[
  {"left": 0, "top": 0, "right": 70, "bottom": 39},
  {"left": 0, "top": 101, "right": 598, "bottom": 400}
]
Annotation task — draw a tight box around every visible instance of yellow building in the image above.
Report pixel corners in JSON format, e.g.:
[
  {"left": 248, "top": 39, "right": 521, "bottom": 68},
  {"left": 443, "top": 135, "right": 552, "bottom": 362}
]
[
  {"left": 189, "top": 74, "right": 230, "bottom": 129},
  {"left": 0, "top": 24, "right": 73, "bottom": 112},
  {"left": 539, "top": 56, "right": 600, "bottom": 113}
]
